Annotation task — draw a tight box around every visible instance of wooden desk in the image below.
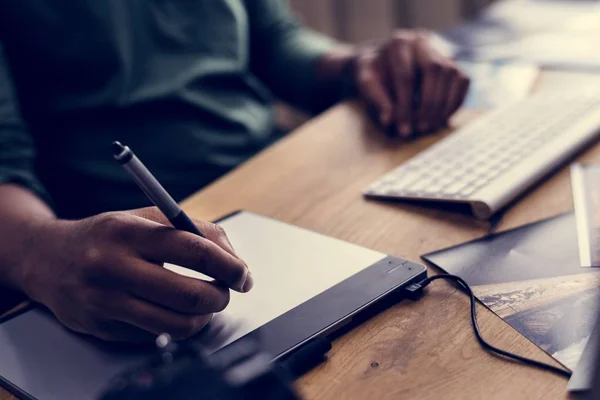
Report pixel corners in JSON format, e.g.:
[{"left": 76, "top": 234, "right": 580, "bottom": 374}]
[
  {"left": 2, "top": 70, "right": 600, "bottom": 400},
  {"left": 180, "top": 70, "right": 600, "bottom": 400}
]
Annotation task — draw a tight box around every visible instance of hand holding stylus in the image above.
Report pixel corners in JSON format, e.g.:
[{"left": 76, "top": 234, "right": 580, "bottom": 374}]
[{"left": 18, "top": 206, "right": 252, "bottom": 342}]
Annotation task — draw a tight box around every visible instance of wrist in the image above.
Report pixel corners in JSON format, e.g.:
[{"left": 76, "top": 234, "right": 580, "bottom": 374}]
[
  {"left": 0, "top": 184, "right": 59, "bottom": 298},
  {"left": 315, "top": 46, "right": 359, "bottom": 107},
  {"left": 316, "top": 46, "right": 356, "bottom": 86},
  {"left": 12, "top": 218, "right": 69, "bottom": 299}
]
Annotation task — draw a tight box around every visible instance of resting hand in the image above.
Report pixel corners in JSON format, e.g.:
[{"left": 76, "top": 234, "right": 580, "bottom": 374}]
[{"left": 352, "top": 30, "right": 470, "bottom": 138}]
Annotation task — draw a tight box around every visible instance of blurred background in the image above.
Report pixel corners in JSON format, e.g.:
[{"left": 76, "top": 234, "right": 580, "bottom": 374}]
[
  {"left": 278, "top": 0, "right": 600, "bottom": 129},
  {"left": 290, "top": 0, "right": 494, "bottom": 42},
  {"left": 279, "top": 0, "right": 497, "bottom": 129}
]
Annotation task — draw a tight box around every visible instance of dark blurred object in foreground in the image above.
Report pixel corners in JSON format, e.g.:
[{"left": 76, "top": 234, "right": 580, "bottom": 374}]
[{"left": 99, "top": 334, "right": 299, "bottom": 400}]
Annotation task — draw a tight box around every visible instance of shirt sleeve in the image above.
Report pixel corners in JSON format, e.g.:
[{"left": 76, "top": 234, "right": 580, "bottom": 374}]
[
  {"left": 245, "top": 0, "right": 340, "bottom": 113},
  {"left": 0, "top": 42, "right": 53, "bottom": 207}
]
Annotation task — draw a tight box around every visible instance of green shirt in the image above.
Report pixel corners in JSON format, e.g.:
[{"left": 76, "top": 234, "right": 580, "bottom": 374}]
[{"left": 0, "top": 0, "right": 336, "bottom": 218}]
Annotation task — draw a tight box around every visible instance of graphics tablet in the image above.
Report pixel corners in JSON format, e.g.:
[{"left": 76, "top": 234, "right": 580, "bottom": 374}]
[{"left": 0, "top": 211, "right": 426, "bottom": 400}]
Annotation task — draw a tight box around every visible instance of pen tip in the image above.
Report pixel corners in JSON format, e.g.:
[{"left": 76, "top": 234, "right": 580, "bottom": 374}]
[{"left": 112, "top": 141, "right": 125, "bottom": 156}]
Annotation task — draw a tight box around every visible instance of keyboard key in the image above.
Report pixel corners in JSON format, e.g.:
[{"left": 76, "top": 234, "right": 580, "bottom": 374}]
[
  {"left": 406, "top": 178, "right": 432, "bottom": 193},
  {"left": 437, "top": 177, "right": 454, "bottom": 188},
  {"left": 387, "top": 173, "right": 419, "bottom": 188},
  {"left": 442, "top": 181, "right": 470, "bottom": 196},
  {"left": 458, "top": 185, "right": 478, "bottom": 197},
  {"left": 472, "top": 164, "right": 494, "bottom": 176}
]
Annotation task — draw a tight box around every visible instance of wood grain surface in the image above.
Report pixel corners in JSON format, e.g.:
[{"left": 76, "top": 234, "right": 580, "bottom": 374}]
[{"left": 3, "top": 71, "right": 599, "bottom": 400}]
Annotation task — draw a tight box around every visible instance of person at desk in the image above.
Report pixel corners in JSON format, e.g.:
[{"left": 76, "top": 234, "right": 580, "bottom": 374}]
[{"left": 0, "top": 1, "right": 469, "bottom": 342}]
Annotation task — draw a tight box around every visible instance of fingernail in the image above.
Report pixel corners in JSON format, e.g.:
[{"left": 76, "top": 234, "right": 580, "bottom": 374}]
[
  {"left": 242, "top": 270, "right": 254, "bottom": 293},
  {"left": 399, "top": 123, "right": 412, "bottom": 138},
  {"left": 225, "top": 236, "right": 239, "bottom": 256}
]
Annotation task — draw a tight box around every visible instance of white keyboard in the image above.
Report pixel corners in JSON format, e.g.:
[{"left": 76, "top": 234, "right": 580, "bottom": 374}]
[{"left": 364, "top": 94, "right": 600, "bottom": 219}]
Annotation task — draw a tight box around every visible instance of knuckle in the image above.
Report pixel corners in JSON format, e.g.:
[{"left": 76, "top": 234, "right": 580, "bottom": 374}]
[
  {"left": 79, "top": 251, "right": 114, "bottom": 284},
  {"left": 395, "top": 49, "right": 412, "bottom": 68},
  {"left": 391, "top": 31, "right": 414, "bottom": 45},
  {"left": 357, "top": 68, "right": 375, "bottom": 88},
  {"left": 93, "top": 212, "right": 131, "bottom": 238},
  {"left": 212, "top": 224, "right": 227, "bottom": 240},
  {"left": 415, "top": 30, "right": 431, "bottom": 44},
  {"left": 354, "top": 53, "right": 373, "bottom": 71},
  {"left": 79, "top": 247, "right": 121, "bottom": 283},
  {"left": 82, "top": 246, "right": 104, "bottom": 267}
]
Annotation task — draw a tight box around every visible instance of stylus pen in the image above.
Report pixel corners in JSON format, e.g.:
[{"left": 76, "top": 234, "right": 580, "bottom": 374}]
[{"left": 112, "top": 141, "right": 205, "bottom": 238}]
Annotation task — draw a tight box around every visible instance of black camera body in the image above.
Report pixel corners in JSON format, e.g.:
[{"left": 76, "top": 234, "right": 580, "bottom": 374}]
[{"left": 99, "top": 334, "right": 299, "bottom": 400}]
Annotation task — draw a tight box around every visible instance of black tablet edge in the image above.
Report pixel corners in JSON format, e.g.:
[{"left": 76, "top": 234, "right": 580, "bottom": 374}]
[
  {"left": 207, "top": 210, "right": 430, "bottom": 363},
  {"left": 211, "top": 255, "right": 427, "bottom": 363}
]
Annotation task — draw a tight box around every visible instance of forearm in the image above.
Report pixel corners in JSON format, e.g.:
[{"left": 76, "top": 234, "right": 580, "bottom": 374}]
[
  {"left": 314, "top": 46, "right": 354, "bottom": 84},
  {"left": 246, "top": 0, "right": 349, "bottom": 112},
  {"left": 0, "top": 184, "right": 55, "bottom": 292}
]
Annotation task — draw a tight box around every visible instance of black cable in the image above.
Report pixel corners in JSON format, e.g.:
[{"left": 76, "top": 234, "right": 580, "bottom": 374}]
[{"left": 407, "top": 274, "right": 572, "bottom": 379}]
